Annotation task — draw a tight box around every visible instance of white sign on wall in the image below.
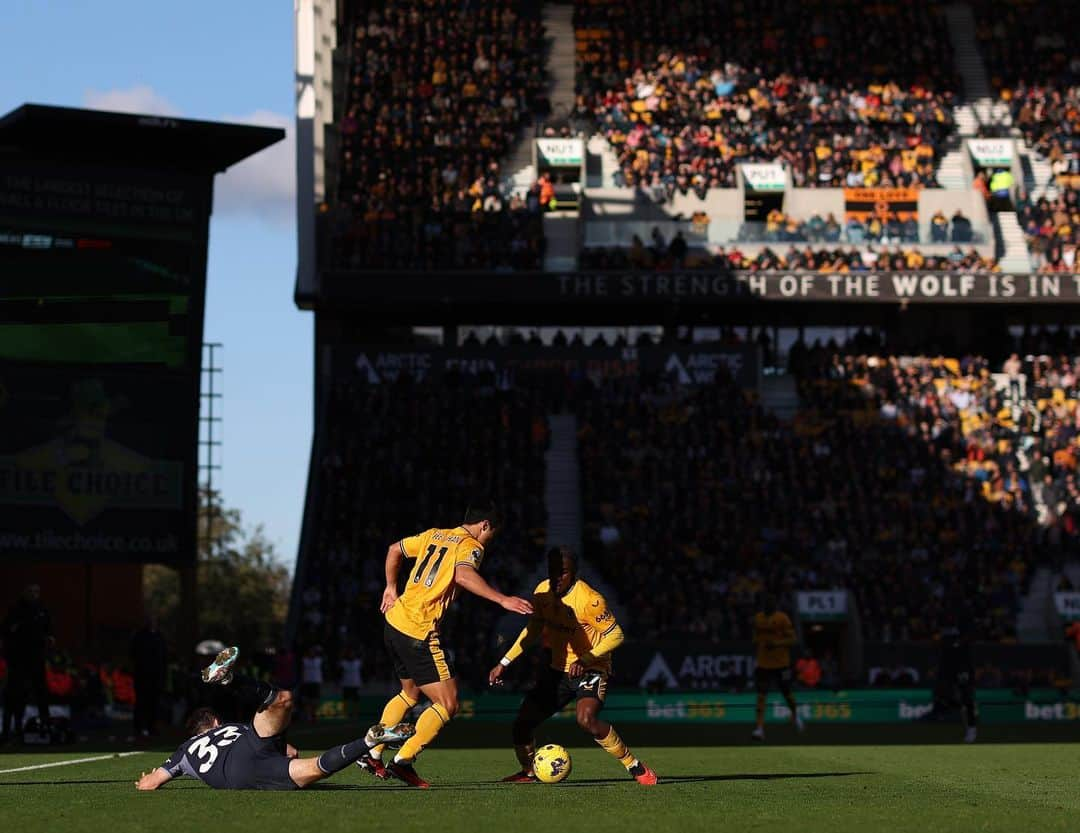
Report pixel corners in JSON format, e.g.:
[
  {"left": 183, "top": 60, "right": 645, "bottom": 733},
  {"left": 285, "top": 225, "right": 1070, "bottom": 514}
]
[
  {"left": 1054, "top": 592, "right": 1080, "bottom": 622},
  {"left": 797, "top": 590, "right": 848, "bottom": 621},
  {"left": 740, "top": 163, "right": 786, "bottom": 191},
  {"left": 968, "top": 139, "right": 1014, "bottom": 168},
  {"left": 537, "top": 138, "right": 584, "bottom": 167}
]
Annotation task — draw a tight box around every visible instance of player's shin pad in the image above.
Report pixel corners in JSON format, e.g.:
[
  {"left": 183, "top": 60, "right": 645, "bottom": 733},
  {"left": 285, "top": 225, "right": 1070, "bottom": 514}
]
[
  {"left": 372, "top": 691, "right": 418, "bottom": 759},
  {"left": 596, "top": 726, "right": 636, "bottom": 769},
  {"left": 395, "top": 703, "right": 450, "bottom": 762}
]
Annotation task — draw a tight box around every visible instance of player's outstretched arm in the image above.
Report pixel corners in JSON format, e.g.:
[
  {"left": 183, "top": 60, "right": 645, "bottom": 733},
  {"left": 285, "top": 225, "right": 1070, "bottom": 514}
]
[
  {"left": 490, "top": 615, "right": 543, "bottom": 685},
  {"left": 135, "top": 767, "right": 173, "bottom": 791},
  {"left": 454, "top": 564, "right": 533, "bottom": 614}
]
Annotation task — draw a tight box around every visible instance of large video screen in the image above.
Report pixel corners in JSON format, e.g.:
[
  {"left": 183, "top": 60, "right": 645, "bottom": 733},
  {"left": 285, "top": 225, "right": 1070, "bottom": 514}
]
[{"left": 0, "top": 163, "right": 206, "bottom": 564}]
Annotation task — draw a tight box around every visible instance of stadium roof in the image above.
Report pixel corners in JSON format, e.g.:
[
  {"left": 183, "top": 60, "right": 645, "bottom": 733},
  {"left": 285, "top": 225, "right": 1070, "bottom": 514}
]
[{"left": 0, "top": 103, "right": 283, "bottom": 172}]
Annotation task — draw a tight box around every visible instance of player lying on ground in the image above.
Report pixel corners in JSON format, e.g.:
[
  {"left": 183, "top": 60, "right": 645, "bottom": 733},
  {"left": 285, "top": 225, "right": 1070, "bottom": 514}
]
[
  {"left": 358, "top": 502, "right": 533, "bottom": 788},
  {"left": 489, "top": 546, "right": 658, "bottom": 785},
  {"left": 751, "top": 593, "right": 804, "bottom": 741},
  {"left": 134, "top": 648, "right": 414, "bottom": 791}
]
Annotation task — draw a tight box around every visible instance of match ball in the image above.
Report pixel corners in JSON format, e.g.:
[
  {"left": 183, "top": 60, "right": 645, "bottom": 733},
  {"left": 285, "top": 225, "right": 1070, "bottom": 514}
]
[{"left": 532, "top": 743, "right": 572, "bottom": 784}]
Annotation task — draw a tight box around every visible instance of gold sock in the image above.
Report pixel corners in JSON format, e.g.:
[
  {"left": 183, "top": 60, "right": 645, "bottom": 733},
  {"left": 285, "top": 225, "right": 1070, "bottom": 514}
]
[
  {"left": 595, "top": 726, "right": 637, "bottom": 770},
  {"left": 395, "top": 703, "right": 450, "bottom": 762},
  {"left": 372, "top": 691, "right": 418, "bottom": 759}
]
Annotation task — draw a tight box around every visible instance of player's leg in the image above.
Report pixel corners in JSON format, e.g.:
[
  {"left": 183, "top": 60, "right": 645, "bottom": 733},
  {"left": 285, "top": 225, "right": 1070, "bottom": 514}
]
[
  {"left": 393, "top": 676, "right": 457, "bottom": 762},
  {"left": 366, "top": 623, "right": 422, "bottom": 768},
  {"left": 778, "top": 667, "right": 804, "bottom": 733},
  {"left": 959, "top": 672, "right": 978, "bottom": 743},
  {"left": 292, "top": 723, "right": 415, "bottom": 788},
  {"left": 368, "top": 680, "right": 421, "bottom": 763},
  {"left": 575, "top": 674, "right": 657, "bottom": 785},
  {"left": 253, "top": 689, "right": 296, "bottom": 737},
  {"left": 752, "top": 667, "right": 768, "bottom": 740},
  {"left": 504, "top": 669, "right": 562, "bottom": 781},
  {"left": 0, "top": 666, "right": 24, "bottom": 740}
]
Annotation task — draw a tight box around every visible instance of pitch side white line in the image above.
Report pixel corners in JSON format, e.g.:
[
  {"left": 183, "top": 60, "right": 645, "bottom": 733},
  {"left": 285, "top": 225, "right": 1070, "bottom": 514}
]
[{"left": 0, "top": 751, "right": 145, "bottom": 775}]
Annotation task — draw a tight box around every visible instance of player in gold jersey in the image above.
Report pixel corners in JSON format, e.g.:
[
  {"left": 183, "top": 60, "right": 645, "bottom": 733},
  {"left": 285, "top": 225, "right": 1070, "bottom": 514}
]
[
  {"left": 358, "top": 503, "right": 533, "bottom": 787},
  {"left": 751, "top": 593, "right": 804, "bottom": 741},
  {"left": 489, "top": 546, "right": 658, "bottom": 785}
]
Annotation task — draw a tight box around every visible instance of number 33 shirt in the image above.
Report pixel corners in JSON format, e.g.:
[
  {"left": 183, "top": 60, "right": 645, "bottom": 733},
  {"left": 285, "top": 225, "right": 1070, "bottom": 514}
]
[
  {"left": 162, "top": 723, "right": 290, "bottom": 789},
  {"left": 386, "top": 527, "right": 485, "bottom": 640}
]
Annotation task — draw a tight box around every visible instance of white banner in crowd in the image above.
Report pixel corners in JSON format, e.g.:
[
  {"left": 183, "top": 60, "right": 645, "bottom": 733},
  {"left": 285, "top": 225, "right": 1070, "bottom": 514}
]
[
  {"left": 797, "top": 590, "right": 848, "bottom": 621},
  {"left": 536, "top": 138, "right": 583, "bottom": 167},
  {"left": 1054, "top": 592, "right": 1080, "bottom": 622},
  {"left": 740, "top": 163, "right": 786, "bottom": 191},
  {"left": 968, "top": 138, "right": 1014, "bottom": 168}
]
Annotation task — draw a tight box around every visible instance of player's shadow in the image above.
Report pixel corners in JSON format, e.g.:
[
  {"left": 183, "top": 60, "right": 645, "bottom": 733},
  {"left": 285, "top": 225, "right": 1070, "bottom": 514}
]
[
  {"left": 425, "top": 771, "right": 872, "bottom": 790},
  {"left": 554, "top": 771, "right": 872, "bottom": 787}
]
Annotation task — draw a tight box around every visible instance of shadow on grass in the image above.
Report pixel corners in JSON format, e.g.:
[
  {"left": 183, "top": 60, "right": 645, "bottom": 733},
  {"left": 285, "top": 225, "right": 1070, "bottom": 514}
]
[
  {"left": 414, "top": 771, "right": 874, "bottom": 790},
  {"left": 0, "top": 771, "right": 871, "bottom": 791}
]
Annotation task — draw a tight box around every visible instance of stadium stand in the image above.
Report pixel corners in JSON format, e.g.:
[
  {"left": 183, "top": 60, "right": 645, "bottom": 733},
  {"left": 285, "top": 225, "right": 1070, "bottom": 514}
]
[
  {"left": 328, "top": 0, "right": 549, "bottom": 270},
  {"left": 971, "top": 0, "right": 1079, "bottom": 272},
  {"left": 574, "top": 0, "right": 957, "bottom": 191},
  {"left": 574, "top": 338, "right": 1080, "bottom": 650}
]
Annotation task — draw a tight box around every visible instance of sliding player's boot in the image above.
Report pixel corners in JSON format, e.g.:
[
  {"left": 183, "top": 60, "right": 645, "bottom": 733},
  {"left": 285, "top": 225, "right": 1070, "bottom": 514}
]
[
  {"left": 364, "top": 722, "right": 416, "bottom": 749},
  {"left": 201, "top": 646, "right": 239, "bottom": 685}
]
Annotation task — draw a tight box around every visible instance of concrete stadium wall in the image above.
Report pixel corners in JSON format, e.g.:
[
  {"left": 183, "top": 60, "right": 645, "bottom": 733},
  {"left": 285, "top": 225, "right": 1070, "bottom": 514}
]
[{"left": 784, "top": 189, "right": 845, "bottom": 221}]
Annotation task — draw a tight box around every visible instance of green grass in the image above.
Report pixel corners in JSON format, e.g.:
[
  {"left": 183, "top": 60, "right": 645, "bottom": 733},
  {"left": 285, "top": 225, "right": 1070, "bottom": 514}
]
[{"left": 2, "top": 739, "right": 1078, "bottom": 833}]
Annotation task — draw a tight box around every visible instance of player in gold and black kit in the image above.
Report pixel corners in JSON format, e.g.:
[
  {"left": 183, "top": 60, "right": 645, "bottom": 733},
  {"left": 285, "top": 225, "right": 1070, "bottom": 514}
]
[
  {"left": 359, "top": 503, "right": 533, "bottom": 787},
  {"left": 751, "top": 593, "right": 804, "bottom": 741},
  {"left": 489, "top": 546, "right": 658, "bottom": 785}
]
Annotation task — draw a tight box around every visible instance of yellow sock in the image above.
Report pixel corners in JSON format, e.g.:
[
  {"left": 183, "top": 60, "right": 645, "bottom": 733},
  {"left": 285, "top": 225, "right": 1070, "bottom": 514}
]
[
  {"left": 395, "top": 703, "right": 450, "bottom": 763},
  {"left": 596, "top": 726, "right": 637, "bottom": 770},
  {"left": 372, "top": 691, "right": 418, "bottom": 759}
]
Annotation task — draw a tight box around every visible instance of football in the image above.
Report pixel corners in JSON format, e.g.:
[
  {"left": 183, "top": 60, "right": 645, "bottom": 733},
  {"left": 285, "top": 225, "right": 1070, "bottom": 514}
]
[{"left": 532, "top": 743, "right": 572, "bottom": 784}]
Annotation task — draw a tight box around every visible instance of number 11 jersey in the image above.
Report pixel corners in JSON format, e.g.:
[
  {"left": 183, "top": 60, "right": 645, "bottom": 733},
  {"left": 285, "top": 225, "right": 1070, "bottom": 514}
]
[{"left": 385, "top": 526, "right": 485, "bottom": 640}]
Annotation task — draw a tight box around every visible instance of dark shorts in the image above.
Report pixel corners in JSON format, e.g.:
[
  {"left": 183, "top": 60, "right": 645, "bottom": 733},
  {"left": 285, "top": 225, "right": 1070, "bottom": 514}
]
[
  {"left": 217, "top": 741, "right": 298, "bottom": 791},
  {"left": 384, "top": 621, "right": 453, "bottom": 686},
  {"left": 252, "top": 754, "right": 299, "bottom": 791},
  {"left": 755, "top": 665, "right": 793, "bottom": 694},
  {"left": 342, "top": 686, "right": 360, "bottom": 702},
  {"left": 300, "top": 682, "right": 321, "bottom": 701},
  {"left": 521, "top": 666, "right": 609, "bottom": 717}
]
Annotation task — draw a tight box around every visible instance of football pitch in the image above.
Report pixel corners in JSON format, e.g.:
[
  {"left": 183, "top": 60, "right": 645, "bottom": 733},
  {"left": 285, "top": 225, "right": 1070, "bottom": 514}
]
[{"left": 2, "top": 738, "right": 1078, "bottom": 833}]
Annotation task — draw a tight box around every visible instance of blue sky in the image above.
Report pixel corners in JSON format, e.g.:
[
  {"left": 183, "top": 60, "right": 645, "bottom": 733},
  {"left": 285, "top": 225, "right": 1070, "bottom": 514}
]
[{"left": 1, "top": 1, "right": 310, "bottom": 567}]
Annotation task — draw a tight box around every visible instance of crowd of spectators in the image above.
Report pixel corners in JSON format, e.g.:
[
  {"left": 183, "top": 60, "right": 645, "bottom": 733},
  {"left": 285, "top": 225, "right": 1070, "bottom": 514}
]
[
  {"left": 291, "top": 333, "right": 1080, "bottom": 691},
  {"left": 572, "top": 347, "right": 1080, "bottom": 658},
  {"left": 292, "top": 370, "right": 552, "bottom": 690},
  {"left": 973, "top": 0, "right": 1079, "bottom": 272},
  {"left": 737, "top": 209, "right": 978, "bottom": 245},
  {"left": 329, "top": 0, "right": 548, "bottom": 270},
  {"left": 581, "top": 239, "right": 998, "bottom": 272},
  {"left": 573, "top": 0, "right": 957, "bottom": 193},
  {"left": 1016, "top": 191, "right": 1080, "bottom": 272}
]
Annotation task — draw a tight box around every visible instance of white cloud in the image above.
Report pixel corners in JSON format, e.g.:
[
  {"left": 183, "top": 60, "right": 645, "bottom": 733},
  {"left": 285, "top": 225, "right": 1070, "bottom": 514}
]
[
  {"left": 83, "top": 85, "right": 180, "bottom": 116},
  {"left": 81, "top": 87, "right": 294, "bottom": 226},
  {"left": 214, "top": 110, "right": 295, "bottom": 226}
]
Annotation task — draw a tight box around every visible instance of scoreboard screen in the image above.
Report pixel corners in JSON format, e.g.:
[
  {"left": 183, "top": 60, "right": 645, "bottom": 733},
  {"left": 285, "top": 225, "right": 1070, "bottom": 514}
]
[
  {"left": 0, "top": 162, "right": 207, "bottom": 564},
  {"left": 0, "top": 228, "right": 194, "bottom": 367}
]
